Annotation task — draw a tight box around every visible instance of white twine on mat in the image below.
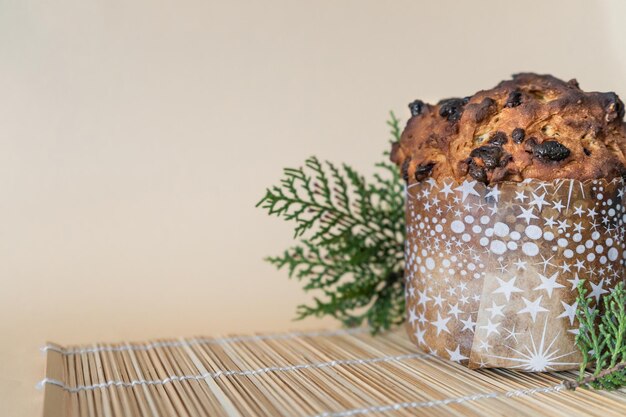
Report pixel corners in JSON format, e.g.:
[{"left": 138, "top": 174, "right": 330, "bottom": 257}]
[
  {"left": 311, "top": 384, "right": 567, "bottom": 417},
  {"left": 36, "top": 352, "right": 432, "bottom": 392},
  {"left": 41, "top": 327, "right": 368, "bottom": 356}
]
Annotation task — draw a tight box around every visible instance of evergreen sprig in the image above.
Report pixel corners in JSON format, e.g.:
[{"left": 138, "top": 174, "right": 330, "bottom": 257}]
[
  {"left": 256, "top": 113, "right": 406, "bottom": 333},
  {"left": 570, "top": 281, "right": 626, "bottom": 390}
]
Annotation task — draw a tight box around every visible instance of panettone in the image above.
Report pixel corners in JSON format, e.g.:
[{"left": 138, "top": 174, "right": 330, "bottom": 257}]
[{"left": 391, "top": 73, "right": 626, "bottom": 185}]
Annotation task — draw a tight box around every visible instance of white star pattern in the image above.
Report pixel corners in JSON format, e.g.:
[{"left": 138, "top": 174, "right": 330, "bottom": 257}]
[
  {"left": 536, "top": 255, "right": 556, "bottom": 273},
  {"left": 504, "top": 324, "right": 521, "bottom": 343},
  {"left": 446, "top": 345, "right": 469, "bottom": 362},
  {"left": 448, "top": 303, "right": 462, "bottom": 319},
  {"left": 534, "top": 272, "right": 565, "bottom": 298},
  {"left": 485, "top": 185, "right": 500, "bottom": 202},
  {"left": 414, "top": 327, "right": 426, "bottom": 344},
  {"left": 557, "top": 300, "right": 578, "bottom": 326},
  {"left": 573, "top": 222, "right": 584, "bottom": 233},
  {"left": 493, "top": 276, "right": 523, "bottom": 301},
  {"left": 418, "top": 311, "right": 427, "bottom": 325},
  {"left": 552, "top": 200, "right": 565, "bottom": 212},
  {"left": 517, "top": 206, "right": 539, "bottom": 224},
  {"left": 430, "top": 312, "right": 451, "bottom": 336},
  {"left": 404, "top": 176, "right": 626, "bottom": 370},
  {"left": 478, "top": 340, "right": 491, "bottom": 351},
  {"left": 587, "top": 208, "right": 598, "bottom": 218},
  {"left": 460, "top": 315, "right": 476, "bottom": 332},
  {"left": 485, "top": 301, "right": 505, "bottom": 318},
  {"left": 530, "top": 192, "right": 549, "bottom": 211},
  {"left": 407, "top": 285, "right": 416, "bottom": 298},
  {"left": 544, "top": 216, "right": 557, "bottom": 228},
  {"left": 588, "top": 279, "right": 609, "bottom": 303},
  {"left": 432, "top": 293, "right": 444, "bottom": 308},
  {"left": 417, "top": 289, "right": 431, "bottom": 307},
  {"left": 488, "top": 319, "right": 578, "bottom": 371},
  {"left": 455, "top": 180, "right": 480, "bottom": 202},
  {"left": 480, "top": 319, "right": 501, "bottom": 336},
  {"left": 408, "top": 307, "right": 418, "bottom": 325},
  {"left": 513, "top": 259, "right": 527, "bottom": 270},
  {"left": 440, "top": 182, "right": 454, "bottom": 198},
  {"left": 574, "top": 259, "right": 585, "bottom": 271},
  {"left": 518, "top": 296, "right": 549, "bottom": 322},
  {"left": 567, "top": 274, "right": 582, "bottom": 290}
]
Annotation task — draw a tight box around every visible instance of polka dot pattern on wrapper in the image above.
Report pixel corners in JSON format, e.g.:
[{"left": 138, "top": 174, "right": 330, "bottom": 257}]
[{"left": 403, "top": 178, "right": 626, "bottom": 370}]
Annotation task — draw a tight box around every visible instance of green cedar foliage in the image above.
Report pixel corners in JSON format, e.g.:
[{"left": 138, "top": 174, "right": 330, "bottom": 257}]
[
  {"left": 573, "top": 281, "right": 626, "bottom": 389},
  {"left": 256, "top": 113, "right": 405, "bottom": 333}
]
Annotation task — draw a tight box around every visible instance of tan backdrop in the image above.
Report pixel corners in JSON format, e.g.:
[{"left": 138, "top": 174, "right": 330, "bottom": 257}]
[{"left": 2, "top": 0, "right": 626, "bottom": 415}]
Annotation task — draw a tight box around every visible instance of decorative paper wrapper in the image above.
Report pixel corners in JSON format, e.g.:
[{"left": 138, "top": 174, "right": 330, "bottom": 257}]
[{"left": 404, "top": 177, "right": 626, "bottom": 371}]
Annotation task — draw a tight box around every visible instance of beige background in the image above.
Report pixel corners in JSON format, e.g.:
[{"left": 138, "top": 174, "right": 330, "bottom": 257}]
[{"left": 2, "top": 0, "right": 626, "bottom": 415}]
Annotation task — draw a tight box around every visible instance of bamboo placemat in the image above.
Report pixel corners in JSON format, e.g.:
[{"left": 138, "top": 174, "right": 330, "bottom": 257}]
[{"left": 40, "top": 327, "right": 626, "bottom": 417}]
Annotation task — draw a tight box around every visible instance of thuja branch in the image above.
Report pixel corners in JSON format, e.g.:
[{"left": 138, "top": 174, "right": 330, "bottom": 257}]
[
  {"left": 256, "top": 113, "right": 406, "bottom": 333},
  {"left": 564, "top": 362, "right": 626, "bottom": 390},
  {"left": 568, "top": 281, "right": 626, "bottom": 390}
]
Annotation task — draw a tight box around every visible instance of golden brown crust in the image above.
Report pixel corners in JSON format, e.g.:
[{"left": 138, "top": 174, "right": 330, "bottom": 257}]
[{"left": 391, "top": 73, "right": 626, "bottom": 185}]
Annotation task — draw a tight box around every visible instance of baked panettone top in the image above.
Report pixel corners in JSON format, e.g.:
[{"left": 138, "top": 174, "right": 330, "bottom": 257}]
[{"left": 391, "top": 73, "right": 626, "bottom": 185}]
